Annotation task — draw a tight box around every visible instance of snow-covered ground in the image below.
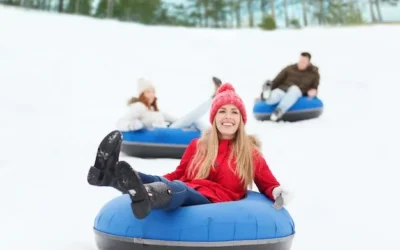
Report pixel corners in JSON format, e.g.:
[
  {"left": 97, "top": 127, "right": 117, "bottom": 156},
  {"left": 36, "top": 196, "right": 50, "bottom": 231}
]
[{"left": 1, "top": 5, "right": 399, "bottom": 250}]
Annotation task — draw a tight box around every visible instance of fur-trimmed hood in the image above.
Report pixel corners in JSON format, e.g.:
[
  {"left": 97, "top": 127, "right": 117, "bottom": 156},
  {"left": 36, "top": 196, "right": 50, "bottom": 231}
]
[
  {"left": 127, "top": 97, "right": 140, "bottom": 105},
  {"left": 248, "top": 134, "right": 262, "bottom": 149}
]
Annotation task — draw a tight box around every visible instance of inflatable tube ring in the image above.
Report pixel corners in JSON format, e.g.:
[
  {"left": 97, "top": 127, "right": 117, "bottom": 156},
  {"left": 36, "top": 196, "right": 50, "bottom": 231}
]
[{"left": 93, "top": 191, "right": 296, "bottom": 250}]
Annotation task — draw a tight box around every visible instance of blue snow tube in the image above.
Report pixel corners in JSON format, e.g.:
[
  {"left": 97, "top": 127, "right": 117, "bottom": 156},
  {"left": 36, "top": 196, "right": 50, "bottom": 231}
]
[
  {"left": 120, "top": 127, "right": 201, "bottom": 159},
  {"left": 93, "top": 191, "right": 295, "bottom": 250},
  {"left": 253, "top": 97, "right": 323, "bottom": 122}
]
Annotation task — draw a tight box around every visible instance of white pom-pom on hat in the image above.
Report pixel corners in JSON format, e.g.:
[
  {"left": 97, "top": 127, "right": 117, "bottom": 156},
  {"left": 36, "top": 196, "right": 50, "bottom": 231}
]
[{"left": 137, "top": 78, "right": 155, "bottom": 95}]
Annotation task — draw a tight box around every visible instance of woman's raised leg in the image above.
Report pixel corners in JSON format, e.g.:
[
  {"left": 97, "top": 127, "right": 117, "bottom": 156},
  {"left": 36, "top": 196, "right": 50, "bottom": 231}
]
[{"left": 114, "top": 161, "right": 210, "bottom": 219}]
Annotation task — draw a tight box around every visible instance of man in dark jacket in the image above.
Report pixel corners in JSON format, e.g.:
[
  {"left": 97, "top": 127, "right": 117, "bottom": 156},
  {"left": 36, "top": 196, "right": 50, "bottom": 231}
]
[{"left": 262, "top": 52, "right": 320, "bottom": 121}]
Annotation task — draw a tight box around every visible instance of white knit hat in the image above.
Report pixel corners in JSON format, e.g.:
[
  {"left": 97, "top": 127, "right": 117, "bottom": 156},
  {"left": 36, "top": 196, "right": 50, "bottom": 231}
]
[{"left": 137, "top": 78, "right": 155, "bottom": 95}]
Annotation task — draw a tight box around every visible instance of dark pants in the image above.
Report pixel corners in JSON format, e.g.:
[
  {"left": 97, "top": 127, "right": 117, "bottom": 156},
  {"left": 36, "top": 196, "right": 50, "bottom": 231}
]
[{"left": 139, "top": 172, "right": 211, "bottom": 210}]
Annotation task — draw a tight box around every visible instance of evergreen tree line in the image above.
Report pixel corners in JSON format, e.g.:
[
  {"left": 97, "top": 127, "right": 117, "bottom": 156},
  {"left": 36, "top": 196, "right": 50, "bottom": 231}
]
[{"left": 1, "top": 0, "right": 399, "bottom": 29}]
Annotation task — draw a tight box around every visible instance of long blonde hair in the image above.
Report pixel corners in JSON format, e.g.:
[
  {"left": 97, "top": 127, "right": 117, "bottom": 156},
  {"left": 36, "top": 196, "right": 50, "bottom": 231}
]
[{"left": 187, "top": 119, "right": 262, "bottom": 189}]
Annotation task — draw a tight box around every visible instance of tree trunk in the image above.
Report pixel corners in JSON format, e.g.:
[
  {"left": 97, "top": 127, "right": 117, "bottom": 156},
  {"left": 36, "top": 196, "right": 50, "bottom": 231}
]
[
  {"left": 301, "top": 0, "right": 308, "bottom": 26},
  {"left": 75, "top": 0, "right": 81, "bottom": 13},
  {"left": 106, "top": 0, "right": 114, "bottom": 18},
  {"left": 202, "top": 0, "right": 209, "bottom": 28},
  {"left": 234, "top": 0, "right": 241, "bottom": 28},
  {"left": 58, "top": 0, "right": 64, "bottom": 12},
  {"left": 368, "top": 0, "right": 377, "bottom": 22},
  {"left": 198, "top": 2, "right": 203, "bottom": 27},
  {"left": 246, "top": 0, "right": 254, "bottom": 27},
  {"left": 319, "top": 0, "right": 324, "bottom": 24},
  {"left": 230, "top": 0, "right": 235, "bottom": 28},
  {"left": 269, "top": 0, "right": 275, "bottom": 21},
  {"left": 375, "top": 0, "right": 383, "bottom": 22},
  {"left": 260, "top": 0, "right": 267, "bottom": 19},
  {"left": 222, "top": 10, "right": 227, "bottom": 28},
  {"left": 39, "top": 0, "right": 46, "bottom": 9},
  {"left": 283, "top": 0, "right": 289, "bottom": 27}
]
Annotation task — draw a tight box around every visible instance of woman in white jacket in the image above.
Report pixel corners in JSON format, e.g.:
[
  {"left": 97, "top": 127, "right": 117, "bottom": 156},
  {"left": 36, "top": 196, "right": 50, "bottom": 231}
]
[{"left": 116, "top": 77, "right": 222, "bottom": 132}]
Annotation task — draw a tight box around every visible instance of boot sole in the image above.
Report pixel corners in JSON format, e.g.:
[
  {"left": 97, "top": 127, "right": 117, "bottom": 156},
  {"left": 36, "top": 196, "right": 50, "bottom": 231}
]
[
  {"left": 212, "top": 77, "right": 222, "bottom": 87},
  {"left": 123, "top": 169, "right": 151, "bottom": 219},
  {"left": 87, "top": 130, "right": 122, "bottom": 186}
]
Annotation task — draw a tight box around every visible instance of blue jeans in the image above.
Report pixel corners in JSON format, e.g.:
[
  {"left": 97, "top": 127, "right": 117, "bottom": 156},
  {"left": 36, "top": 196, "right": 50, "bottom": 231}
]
[
  {"left": 138, "top": 172, "right": 211, "bottom": 210},
  {"left": 169, "top": 98, "right": 212, "bottom": 131},
  {"left": 266, "top": 85, "right": 302, "bottom": 113}
]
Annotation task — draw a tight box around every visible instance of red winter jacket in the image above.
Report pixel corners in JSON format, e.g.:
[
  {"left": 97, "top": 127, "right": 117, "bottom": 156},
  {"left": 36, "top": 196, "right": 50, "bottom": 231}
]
[{"left": 163, "top": 138, "right": 280, "bottom": 203}]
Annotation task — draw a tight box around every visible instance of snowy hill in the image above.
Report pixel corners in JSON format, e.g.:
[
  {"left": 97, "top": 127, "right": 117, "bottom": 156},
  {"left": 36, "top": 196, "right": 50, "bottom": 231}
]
[{"left": 1, "top": 5, "right": 399, "bottom": 250}]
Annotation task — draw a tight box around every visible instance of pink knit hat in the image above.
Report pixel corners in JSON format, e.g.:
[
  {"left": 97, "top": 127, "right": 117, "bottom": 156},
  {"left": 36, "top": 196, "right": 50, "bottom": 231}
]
[{"left": 209, "top": 83, "right": 247, "bottom": 124}]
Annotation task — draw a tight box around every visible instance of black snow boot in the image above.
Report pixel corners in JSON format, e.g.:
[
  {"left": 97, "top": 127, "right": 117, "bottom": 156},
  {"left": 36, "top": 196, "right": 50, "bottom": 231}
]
[
  {"left": 270, "top": 107, "right": 284, "bottom": 122},
  {"left": 115, "top": 161, "right": 172, "bottom": 219},
  {"left": 87, "top": 130, "right": 123, "bottom": 188},
  {"left": 212, "top": 76, "right": 222, "bottom": 98}
]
